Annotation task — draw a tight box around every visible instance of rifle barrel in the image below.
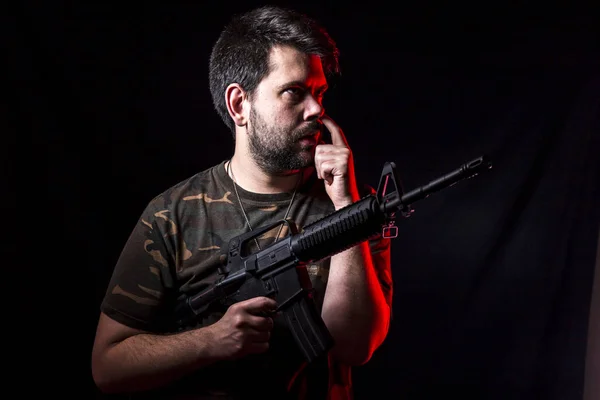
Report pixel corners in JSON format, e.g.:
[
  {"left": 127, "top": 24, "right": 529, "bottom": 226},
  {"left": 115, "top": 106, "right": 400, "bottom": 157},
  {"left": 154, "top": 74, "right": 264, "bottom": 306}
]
[{"left": 385, "top": 155, "right": 492, "bottom": 210}]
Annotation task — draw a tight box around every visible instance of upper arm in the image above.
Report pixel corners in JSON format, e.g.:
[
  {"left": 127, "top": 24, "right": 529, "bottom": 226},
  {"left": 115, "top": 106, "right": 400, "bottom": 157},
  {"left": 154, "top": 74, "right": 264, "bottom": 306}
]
[
  {"left": 369, "top": 233, "right": 393, "bottom": 308},
  {"left": 92, "top": 203, "right": 177, "bottom": 370},
  {"left": 361, "top": 183, "right": 393, "bottom": 308}
]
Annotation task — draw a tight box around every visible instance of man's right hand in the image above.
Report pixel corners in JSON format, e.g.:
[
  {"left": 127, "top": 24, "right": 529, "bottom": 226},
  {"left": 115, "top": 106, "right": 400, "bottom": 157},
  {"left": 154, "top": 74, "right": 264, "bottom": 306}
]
[{"left": 207, "top": 296, "right": 277, "bottom": 360}]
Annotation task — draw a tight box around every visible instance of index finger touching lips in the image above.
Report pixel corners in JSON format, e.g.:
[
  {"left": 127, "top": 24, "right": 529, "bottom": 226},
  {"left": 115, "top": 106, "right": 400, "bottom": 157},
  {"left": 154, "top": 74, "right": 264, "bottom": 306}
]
[{"left": 321, "top": 114, "right": 348, "bottom": 147}]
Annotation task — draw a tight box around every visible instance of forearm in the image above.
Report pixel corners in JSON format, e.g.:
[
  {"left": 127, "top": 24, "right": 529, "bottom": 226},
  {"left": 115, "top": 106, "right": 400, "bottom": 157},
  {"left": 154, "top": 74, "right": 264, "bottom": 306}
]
[
  {"left": 321, "top": 241, "right": 390, "bottom": 365},
  {"left": 93, "top": 327, "right": 218, "bottom": 393}
]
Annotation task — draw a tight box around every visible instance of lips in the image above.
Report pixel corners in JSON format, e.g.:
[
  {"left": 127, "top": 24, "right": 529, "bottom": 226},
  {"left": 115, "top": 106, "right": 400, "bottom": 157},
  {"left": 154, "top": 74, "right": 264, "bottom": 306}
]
[
  {"left": 295, "top": 122, "right": 322, "bottom": 144},
  {"left": 298, "top": 135, "right": 316, "bottom": 144},
  {"left": 298, "top": 131, "right": 320, "bottom": 144}
]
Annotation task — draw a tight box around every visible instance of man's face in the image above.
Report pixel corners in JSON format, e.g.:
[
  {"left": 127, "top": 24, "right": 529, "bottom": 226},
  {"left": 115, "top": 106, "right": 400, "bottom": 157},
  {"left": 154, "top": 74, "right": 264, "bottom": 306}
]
[{"left": 246, "top": 45, "right": 328, "bottom": 175}]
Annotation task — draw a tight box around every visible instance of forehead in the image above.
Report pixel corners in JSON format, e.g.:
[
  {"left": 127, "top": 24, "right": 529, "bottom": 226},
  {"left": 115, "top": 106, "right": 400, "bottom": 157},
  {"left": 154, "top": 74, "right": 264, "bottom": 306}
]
[{"left": 262, "top": 45, "right": 326, "bottom": 87}]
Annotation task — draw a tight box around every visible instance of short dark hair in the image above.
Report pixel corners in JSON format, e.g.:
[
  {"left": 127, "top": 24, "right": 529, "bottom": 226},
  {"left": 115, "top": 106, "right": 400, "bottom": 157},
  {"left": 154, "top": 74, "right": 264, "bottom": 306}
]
[{"left": 209, "top": 5, "right": 340, "bottom": 135}]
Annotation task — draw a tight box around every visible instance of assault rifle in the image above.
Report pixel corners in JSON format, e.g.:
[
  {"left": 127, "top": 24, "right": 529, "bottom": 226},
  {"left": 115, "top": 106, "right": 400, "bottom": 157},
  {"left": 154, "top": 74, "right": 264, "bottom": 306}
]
[{"left": 174, "top": 156, "right": 492, "bottom": 362}]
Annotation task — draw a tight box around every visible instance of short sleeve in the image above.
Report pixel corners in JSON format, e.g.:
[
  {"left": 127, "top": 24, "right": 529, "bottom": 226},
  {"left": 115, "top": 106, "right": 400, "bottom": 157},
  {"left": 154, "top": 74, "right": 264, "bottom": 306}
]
[{"left": 100, "top": 199, "right": 178, "bottom": 332}]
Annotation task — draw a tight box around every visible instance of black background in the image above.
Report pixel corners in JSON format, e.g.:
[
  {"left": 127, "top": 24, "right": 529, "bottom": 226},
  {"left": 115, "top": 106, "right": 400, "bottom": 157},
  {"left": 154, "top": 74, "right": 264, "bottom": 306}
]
[{"left": 8, "top": 1, "right": 600, "bottom": 399}]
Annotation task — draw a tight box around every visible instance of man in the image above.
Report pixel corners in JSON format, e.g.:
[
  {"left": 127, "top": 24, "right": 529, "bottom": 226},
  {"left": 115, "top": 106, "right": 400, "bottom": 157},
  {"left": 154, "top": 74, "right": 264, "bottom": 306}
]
[{"left": 91, "top": 5, "right": 393, "bottom": 399}]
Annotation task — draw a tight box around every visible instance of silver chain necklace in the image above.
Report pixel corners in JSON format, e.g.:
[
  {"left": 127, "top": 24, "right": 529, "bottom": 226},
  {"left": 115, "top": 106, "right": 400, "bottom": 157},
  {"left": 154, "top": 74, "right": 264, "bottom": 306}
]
[{"left": 226, "top": 160, "right": 301, "bottom": 250}]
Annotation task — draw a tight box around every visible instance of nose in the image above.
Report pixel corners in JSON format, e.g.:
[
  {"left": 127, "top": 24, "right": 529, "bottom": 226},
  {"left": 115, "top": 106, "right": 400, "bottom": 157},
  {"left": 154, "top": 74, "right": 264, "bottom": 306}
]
[{"left": 304, "top": 93, "right": 324, "bottom": 121}]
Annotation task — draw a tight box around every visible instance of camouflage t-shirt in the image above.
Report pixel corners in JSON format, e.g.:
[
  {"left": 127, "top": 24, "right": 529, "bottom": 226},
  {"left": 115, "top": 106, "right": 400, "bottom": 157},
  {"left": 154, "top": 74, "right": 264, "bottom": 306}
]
[{"left": 100, "top": 160, "right": 393, "bottom": 399}]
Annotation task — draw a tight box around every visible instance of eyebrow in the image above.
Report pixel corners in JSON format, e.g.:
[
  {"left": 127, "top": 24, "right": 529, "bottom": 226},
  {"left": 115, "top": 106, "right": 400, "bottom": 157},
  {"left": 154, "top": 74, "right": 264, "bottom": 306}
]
[{"left": 277, "top": 80, "right": 329, "bottom": 93}]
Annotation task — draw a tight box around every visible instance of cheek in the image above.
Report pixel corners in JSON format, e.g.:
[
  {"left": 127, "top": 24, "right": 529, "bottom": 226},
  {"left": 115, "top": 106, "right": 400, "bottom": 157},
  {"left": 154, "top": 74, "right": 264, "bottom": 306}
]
[
  {"left": 270, "top": 108, "right": 295, "bottom": 128},
  {"left": 257, "top": 102, "right": 280, "bottom": 122},
  {"left": 257, "top": 100, "right": 302, "bottom": 129}
]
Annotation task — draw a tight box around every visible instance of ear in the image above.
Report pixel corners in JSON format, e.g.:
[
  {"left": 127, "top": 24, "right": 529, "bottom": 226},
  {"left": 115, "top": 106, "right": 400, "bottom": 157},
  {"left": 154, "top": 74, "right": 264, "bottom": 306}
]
[{"left": 225, "top": 83, "right": 248, "bottom": 127}]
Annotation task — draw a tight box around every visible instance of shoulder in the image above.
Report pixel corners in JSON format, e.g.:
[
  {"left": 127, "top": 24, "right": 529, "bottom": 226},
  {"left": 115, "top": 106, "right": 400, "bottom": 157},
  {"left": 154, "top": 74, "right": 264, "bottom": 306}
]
[
  {"left": 141, "top": 161, "right": 231, "bottom": 223},
  {"left": 149, "top": 161, "right": 227, "bottom": 207}
]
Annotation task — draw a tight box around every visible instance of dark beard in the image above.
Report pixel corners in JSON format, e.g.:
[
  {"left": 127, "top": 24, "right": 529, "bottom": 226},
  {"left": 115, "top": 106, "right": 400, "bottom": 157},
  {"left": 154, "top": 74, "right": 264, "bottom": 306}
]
[{"left": 248, "top": 108, "right": 320, "bottom": 174}]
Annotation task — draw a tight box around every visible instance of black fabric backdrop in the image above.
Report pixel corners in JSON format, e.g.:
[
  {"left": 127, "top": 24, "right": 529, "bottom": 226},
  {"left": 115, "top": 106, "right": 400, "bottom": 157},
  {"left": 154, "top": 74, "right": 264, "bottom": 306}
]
[{"left": 9, "top": 2, "right": 600, "bottom": 399}]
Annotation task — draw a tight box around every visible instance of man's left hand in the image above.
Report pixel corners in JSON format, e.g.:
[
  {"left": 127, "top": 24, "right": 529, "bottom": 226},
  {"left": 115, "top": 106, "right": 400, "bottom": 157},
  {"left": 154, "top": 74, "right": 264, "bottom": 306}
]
[{"left": 315, "top": 115, "right": 359, "bottom": 209}]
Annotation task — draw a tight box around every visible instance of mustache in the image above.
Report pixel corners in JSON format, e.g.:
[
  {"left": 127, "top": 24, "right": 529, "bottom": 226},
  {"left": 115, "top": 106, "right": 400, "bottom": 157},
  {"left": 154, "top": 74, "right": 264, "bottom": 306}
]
[{"left": 294, "top": 121, "right": 323, "bottom": 138}]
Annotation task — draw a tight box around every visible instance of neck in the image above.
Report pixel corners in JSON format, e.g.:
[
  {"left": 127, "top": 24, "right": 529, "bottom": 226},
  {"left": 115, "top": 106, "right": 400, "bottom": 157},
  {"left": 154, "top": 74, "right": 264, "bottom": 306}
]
[{"left": 227, "top": 155, "right": 310, "bottom": 194}]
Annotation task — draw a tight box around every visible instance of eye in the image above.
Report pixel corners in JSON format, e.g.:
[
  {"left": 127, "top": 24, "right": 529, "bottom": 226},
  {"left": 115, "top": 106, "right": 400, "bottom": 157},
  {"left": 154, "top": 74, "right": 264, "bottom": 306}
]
[{"left": 284, "top": 87, "right": 304, "bottom": 97}]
